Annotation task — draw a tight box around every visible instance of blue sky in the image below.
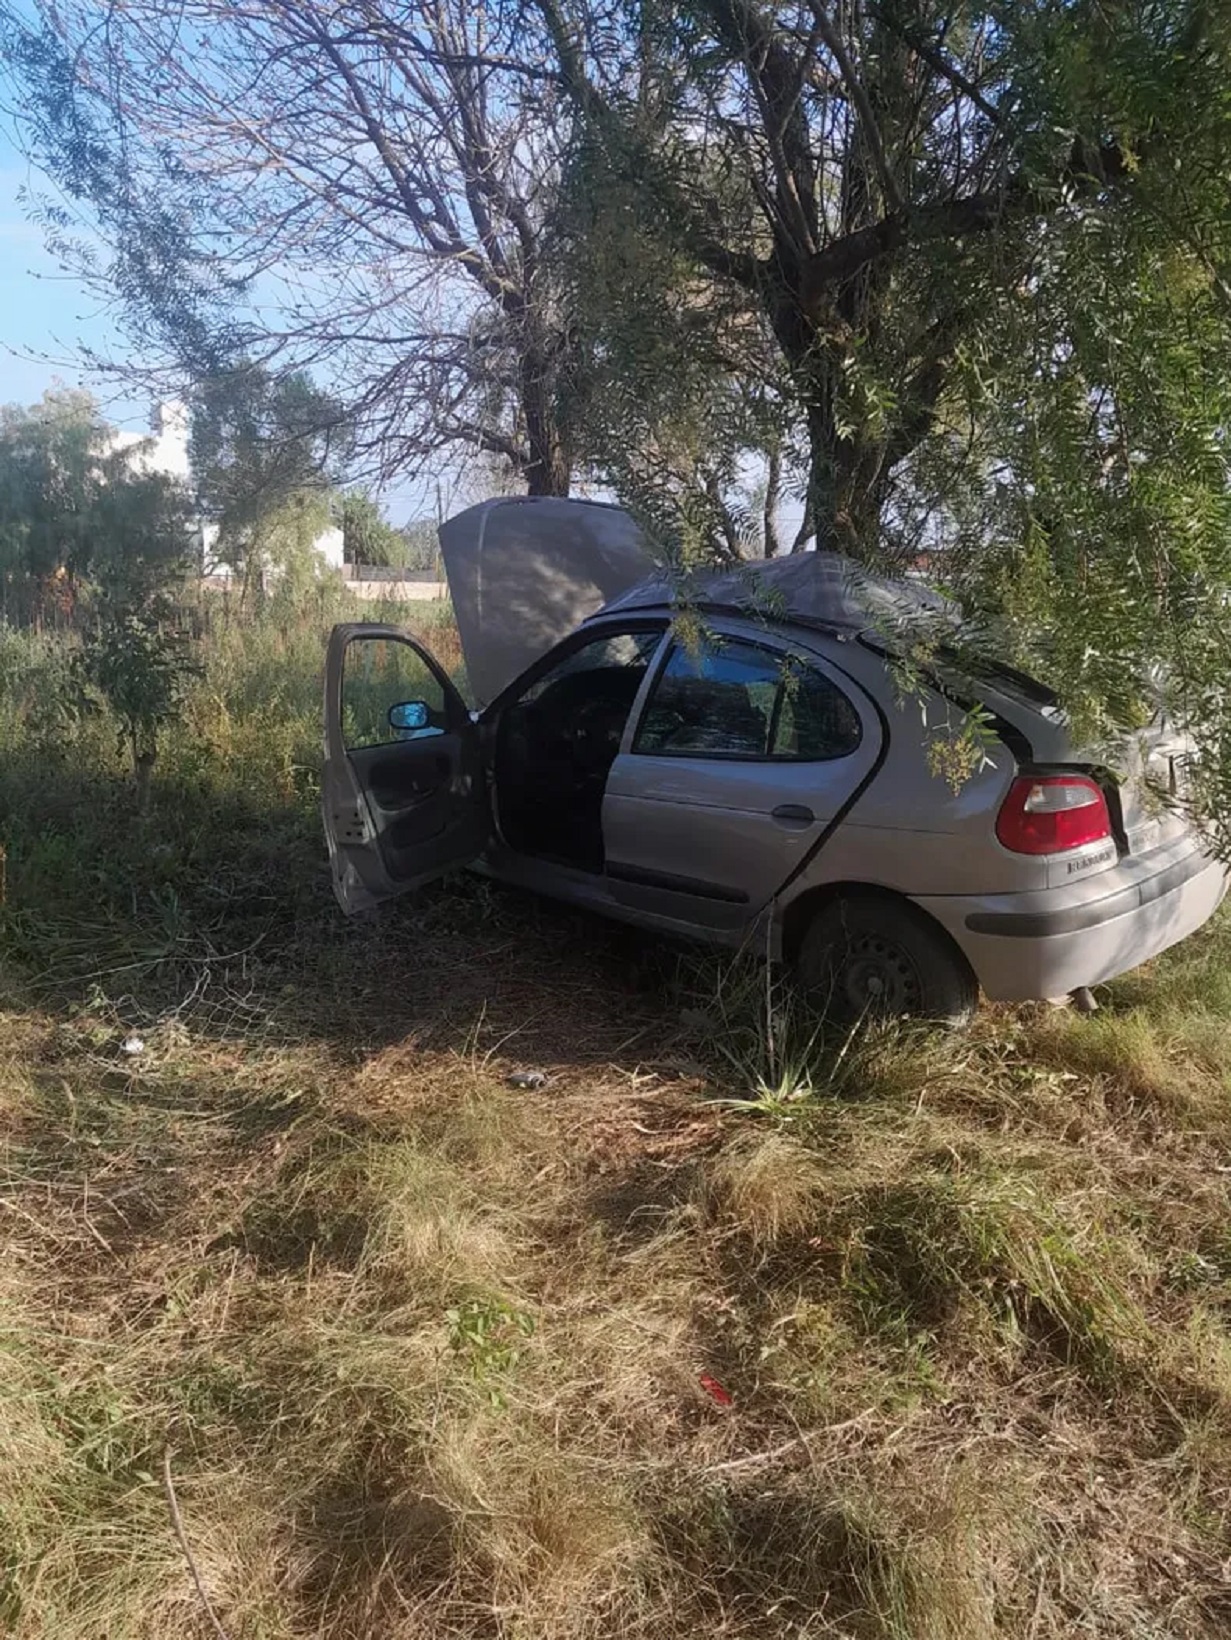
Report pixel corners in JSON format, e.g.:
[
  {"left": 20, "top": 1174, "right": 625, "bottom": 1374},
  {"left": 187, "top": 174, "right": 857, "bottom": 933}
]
[
  {"left": 0, "top": 126, "right": 435, "bottom": 518},
  {"left": 0, "top": 128, "right": 153, "bottom": 433}
]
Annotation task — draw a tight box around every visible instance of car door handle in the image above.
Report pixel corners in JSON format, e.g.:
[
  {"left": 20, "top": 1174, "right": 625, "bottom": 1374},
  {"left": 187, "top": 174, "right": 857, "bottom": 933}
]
[{"left": 771, "top": 803, "right": 815, "bottom": 826}]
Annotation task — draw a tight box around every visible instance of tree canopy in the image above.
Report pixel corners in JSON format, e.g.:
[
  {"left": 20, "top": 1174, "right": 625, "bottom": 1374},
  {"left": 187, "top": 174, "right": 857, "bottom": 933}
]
[
  {"left": 189, "top": 365, "right": 348, "bottom": 593},
  {"left": 336, "top": 491, "right": 408, "bottom": 569},
  {"left": 539, "top": 0, "right": 1231, "bottom": 550},
  {"left": 0, "top": 0, "right": 587, "bottom": 496},
  {"left": 0, "top": 389, "right": 194, "bottom": 621},
  {"left": 6, "top": 2, "right": 1231, "bottom": 820}
]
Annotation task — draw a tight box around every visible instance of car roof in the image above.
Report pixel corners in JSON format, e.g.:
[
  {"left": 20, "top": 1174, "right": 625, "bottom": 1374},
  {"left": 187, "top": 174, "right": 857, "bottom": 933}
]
[{"left": 592, "top": 552, "right": 956, "bottom": 636}]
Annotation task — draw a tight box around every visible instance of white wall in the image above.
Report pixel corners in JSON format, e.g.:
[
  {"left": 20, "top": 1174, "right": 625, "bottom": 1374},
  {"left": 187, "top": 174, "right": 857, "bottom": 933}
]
[
  {"left": 109, "top": 401, "right": 342, "bottom": 573},
  {"left": 314, "top": 525, "right": 345, "bottom": 570},
  {"left": 105, "top": 401, "right": 192, "bottom": 481}
]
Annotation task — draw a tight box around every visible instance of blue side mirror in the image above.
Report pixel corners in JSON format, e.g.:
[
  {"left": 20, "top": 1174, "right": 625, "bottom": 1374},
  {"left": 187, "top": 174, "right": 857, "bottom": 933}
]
[{"left": 388, "top": 700, "right": 430, "bottom": 732}]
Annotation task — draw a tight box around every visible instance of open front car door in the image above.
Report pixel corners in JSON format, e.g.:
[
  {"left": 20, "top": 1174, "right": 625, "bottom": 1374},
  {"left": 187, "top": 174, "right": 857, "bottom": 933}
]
[{"left": 322, "top": 623, "right": 488, "bottom": 915}]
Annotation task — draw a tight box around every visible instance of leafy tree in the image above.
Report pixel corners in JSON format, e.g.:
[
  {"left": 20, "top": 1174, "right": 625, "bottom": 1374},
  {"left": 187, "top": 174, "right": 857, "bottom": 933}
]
[
  {"left": 190, "top": 366, "right": 348, "bottom": 601},
  {"left": 79, "top": 578, "right": 196, "bottom": 817},
  {"left": 0, "top": 390, "right": 108, "bottom": 619},
  {"left": 84, "top": 476, "right": 197, "bottom": 815},
  {"left": 0, "top": 389, "right": 198, "bottom": 804},
  {"left": 0, "top": 387, "right": 194, "bottom": 601},
  {"left": 561, "top": 145, "right": 793, "bottom": 561},
  {"left": 240, "top": 491, "right": 338, "bottom": 603},
  {"left": 542, "top": 0, "right": 1231, "bottom": 554},
  {"left": 337, "top": 492, "right": 408, "bottom": 569}
]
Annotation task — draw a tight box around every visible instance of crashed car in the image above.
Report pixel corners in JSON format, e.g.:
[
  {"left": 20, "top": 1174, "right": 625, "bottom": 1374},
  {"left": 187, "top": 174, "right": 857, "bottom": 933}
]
[{"left": 322, "top": 496, "right": 1226, "bottom": 1022}]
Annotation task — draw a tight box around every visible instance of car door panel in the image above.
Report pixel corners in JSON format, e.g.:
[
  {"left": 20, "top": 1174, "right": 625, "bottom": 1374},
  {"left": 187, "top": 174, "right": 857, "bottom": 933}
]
[
  {"left": 602, "top": 632, "right": 883, "bottom": 933},
  {"left": 604, "top": 760, "right": 834, "bottom": 931},
  {"left": 348, "top": 740, "right": 465, "bottom": 851},
  {"left": 322, "top": 623, "right": 488, "bottom": 914}
]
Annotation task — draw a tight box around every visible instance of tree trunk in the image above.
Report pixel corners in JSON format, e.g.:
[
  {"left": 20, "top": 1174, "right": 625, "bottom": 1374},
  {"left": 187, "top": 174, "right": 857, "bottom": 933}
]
[
  {"left": 763, "top": 447, "right": 783, "bottom": 557},
  {"left": 521, "top": 348, "right": 571, "bottom": 497},
  {"left": 524, "top": 449, "right": 570, "bottom": 496},
  {"left": 764, "top": 266, "right": 890, "bottom": 564},
  {"left": 133, "top": 743, "right": 155, "bottom": 817},
  {"left": 799, "top": 378, "right": 889, "bottom": 565}
]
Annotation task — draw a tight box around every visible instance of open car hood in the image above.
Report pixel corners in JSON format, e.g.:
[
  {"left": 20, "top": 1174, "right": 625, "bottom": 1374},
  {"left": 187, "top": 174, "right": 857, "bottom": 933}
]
[{"left": 439, "top": 497, "right": 655, "bottom": 705}]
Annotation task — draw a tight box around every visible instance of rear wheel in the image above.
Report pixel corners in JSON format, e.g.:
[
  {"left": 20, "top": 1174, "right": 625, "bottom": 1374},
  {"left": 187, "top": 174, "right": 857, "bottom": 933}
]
[{"left": 795, "top": 894, "right": 978, "bottom": 1027}]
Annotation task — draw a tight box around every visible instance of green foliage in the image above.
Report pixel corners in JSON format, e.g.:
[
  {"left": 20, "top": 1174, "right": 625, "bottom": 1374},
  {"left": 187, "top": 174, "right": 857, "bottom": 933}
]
[
  {"left": 0, "top": 584, "right": 450, "bottom": 957},
  {"left": 0, "top": 390, "right": 109, "bottom": 612},
  {"left": 446, "top": 1296, "right": 536, "bottom": 1406},
  {"left": 0, "top": 8, "right": 242, "bottom": 381},
  {"left": 913, "top": 148, "right": 1231, "bottom": 820},
  {"left": 336, "top": 490, "right": 406, "bottom": 568},
  {"left": 397, "top": 519, "right": 443, "bottom": 574},
  {"left": 0, "top": 624, "right": 82, "bottom": 755},
  {"left": 560, "top": 134, "right": 791, "bottom": 559},
  {"left": 190, "top": 363, "right": 349, "bottom": 594},
  {"left": 0, "top": 390, "right": 199, "bottom": 803},
  {"left": 77, "top": 605, "right": 195, "bottom": 805}
]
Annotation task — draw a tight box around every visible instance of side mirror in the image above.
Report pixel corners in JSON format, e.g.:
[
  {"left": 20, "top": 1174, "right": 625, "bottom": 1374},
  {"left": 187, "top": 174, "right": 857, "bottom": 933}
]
[{"left": 388, "top": 700, "right": 430, "bottom": 732}]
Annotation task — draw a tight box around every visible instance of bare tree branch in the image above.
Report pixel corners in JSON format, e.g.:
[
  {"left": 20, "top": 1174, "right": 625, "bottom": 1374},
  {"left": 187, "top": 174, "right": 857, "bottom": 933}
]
[
  {"left": 804, "top": 0, "right": 904, "bottom": 214},
  {"left": 868, "top": 9, "right": 1007, "bottom": 130}
]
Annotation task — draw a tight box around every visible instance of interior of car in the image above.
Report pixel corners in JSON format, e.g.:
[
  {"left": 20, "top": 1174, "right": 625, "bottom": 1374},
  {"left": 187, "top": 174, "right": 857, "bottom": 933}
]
[{"left": 493, "top": 631, "right": 660, "bottom": 871}]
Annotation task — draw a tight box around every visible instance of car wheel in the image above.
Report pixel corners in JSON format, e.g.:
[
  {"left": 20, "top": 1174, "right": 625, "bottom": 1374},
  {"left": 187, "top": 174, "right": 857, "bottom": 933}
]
[{"left": 795, "top": 894, "right": 978, "bottom": 1027}]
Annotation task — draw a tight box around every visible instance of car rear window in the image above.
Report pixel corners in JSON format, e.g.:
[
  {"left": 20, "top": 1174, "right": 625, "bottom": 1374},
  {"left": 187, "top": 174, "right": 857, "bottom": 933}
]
[{"left": 939, "top": 648, "right": 1059, "bottom": 710}]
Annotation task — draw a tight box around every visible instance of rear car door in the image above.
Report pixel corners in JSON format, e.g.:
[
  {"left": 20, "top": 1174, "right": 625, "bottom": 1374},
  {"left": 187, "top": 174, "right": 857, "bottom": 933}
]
[
  {"left": 602, "top": 626, "right": 884, "bottom": 933},
  {"left": 323, "top": 623, "right": 488, "bottom": 914}
]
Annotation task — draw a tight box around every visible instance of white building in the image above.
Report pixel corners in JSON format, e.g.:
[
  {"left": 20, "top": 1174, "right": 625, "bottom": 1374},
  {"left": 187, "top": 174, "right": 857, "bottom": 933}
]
[
  {"left": 108, "top": 401, "right": 345, "bottom": 576},
  {"left": 107, "top": 399, "right": 193, "bottom": 482}
]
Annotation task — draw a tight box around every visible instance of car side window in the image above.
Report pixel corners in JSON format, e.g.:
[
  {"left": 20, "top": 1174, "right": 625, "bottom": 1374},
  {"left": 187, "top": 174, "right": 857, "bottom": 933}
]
[
  {"left": 634, "top": 636, "right": 862, "bottom": 761},
  {"left": 342, "top": 637, "right": 450, "bottom": 750},
  {"left": 772, "top": 654, "right": 864, "bottom": 759}
]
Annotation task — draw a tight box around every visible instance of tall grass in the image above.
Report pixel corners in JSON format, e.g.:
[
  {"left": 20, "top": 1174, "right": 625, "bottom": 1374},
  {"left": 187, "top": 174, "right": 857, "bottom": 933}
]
[
  {"left": 0, "top": 582, "right": 458, "bottom": 999},
  {"left": 2, "top": 585, "right": 1231, "bottom": 1636}
]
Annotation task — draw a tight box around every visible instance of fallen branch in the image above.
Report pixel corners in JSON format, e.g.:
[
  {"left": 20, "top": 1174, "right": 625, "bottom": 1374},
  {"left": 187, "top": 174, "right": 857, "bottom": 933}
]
[
  {"left": 162, "top": 1448, "right": 233, "bottom": 1640},
  {"left": 701, "top": 1411, "right": 876, "bottom": 1476}
]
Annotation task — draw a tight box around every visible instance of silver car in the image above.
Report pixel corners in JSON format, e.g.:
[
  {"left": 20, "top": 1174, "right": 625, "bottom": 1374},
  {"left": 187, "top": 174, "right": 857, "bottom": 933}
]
[{"left": 322, "top": 497, "right": 1226, "bottom": 1021}]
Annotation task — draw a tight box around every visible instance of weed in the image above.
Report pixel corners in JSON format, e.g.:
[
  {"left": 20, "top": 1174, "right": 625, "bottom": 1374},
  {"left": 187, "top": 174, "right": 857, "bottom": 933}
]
[{"left": 446, "top": 1296, "right": 537, "bottom": 1405}]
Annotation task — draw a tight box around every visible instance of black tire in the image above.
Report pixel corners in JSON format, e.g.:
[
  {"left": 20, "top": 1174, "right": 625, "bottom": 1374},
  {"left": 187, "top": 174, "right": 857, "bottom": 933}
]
[{"left": 795, "top": 894, "right": 978, "bottom": 1027}]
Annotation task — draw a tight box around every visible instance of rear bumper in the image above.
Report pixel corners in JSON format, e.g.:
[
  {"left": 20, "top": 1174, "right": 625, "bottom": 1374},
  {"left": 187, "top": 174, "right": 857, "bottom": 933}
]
[{"left": 913, "top": 840, "right": 1227, "bottom": 1002}]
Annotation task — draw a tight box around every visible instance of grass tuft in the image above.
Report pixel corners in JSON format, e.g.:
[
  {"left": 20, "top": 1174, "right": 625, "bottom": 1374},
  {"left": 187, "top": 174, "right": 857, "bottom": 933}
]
[
  {"left": 703, "top": 1130, "right": 826, "bottom": 1246},
  {"left": 840, "top": 1170, "right": 1153, "bottom": 1383}
]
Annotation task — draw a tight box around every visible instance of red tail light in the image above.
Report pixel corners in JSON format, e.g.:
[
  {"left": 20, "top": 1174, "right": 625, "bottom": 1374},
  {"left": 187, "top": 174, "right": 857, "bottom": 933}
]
[{"left": 996, "top": 775, "right": 1112, "bottom": 856}]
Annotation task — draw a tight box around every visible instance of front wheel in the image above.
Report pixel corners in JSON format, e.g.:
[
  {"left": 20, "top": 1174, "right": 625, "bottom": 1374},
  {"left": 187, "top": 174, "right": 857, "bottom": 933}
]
[{"left": 795, "top": 895, "right": 978, "bottom": 1027}]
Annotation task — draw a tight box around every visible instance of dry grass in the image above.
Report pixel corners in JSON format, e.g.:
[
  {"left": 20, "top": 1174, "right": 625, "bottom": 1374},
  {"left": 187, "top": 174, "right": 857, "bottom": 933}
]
[
  {"left": 4, "top": 915, "right": 1231, "bottom": 1640},
  {"left": 703, "top": 1130, "right": 829, "bottom": 1246},
  {"left": 3, "top": 608, "right": 1231, "bottom": 1637}
]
